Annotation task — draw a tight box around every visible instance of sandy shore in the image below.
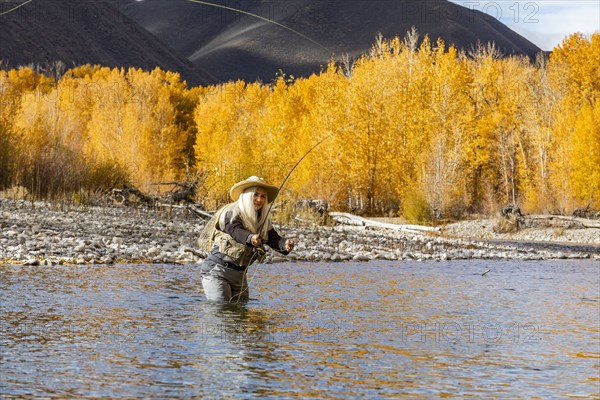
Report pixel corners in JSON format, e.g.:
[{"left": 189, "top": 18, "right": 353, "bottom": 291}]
[{"left": 1, "top": 199, "right": 598, "bottom": 266}]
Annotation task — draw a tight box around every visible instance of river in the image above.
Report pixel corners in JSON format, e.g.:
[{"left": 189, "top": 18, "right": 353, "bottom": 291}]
[{"left": 1, "top": 260, "right": 599, "bottom": 398}]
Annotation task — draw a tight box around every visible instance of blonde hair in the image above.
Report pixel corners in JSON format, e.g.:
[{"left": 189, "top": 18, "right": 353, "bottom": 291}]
[{"left": 219, "top": 186, "right": 271, "bottom": 239}]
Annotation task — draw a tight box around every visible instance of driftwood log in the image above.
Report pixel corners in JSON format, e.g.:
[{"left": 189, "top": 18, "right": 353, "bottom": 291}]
[
  {"left": 111, "top": 187, "right": 156, "bottom": 205},
  {"left": 154, "top": 180, "right": 199, "bottom": 204},
  {"left": 329, "top": 212, "right": 440, "bottom": 233},
  {"left": 155, "top": 202, "right": 214, "bottom": 219}
]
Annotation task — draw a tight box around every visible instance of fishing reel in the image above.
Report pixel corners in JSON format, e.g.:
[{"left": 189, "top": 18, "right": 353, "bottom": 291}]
[{"left": 252, "top": 245, "right": 267, "bottom": 264}]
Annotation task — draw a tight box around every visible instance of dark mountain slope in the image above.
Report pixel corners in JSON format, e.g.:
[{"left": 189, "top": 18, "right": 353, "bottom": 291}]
[
  {"left": 0, "top": 0, "right": 214, "bottom": 85},
  {"left": 128, "top": 0, "right": 542, "bottom": 83}
]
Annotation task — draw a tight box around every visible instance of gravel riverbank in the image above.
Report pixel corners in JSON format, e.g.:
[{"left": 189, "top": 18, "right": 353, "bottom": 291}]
[{"left": 1, "top": 199, "right": 598, "bottom": 266}]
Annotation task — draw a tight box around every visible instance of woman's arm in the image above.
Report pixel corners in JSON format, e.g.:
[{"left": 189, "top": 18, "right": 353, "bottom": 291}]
[
  {"left": 222, "top": 213, "right": 254, "bottom": 245},
  {"left": 266, "top": 229, "right": 294, "bottom": 254}
]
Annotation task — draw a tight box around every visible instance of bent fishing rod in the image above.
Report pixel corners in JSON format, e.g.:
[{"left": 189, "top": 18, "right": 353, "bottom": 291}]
[{"left": 235, "top": 131, "right": 336, "bottom": 303}]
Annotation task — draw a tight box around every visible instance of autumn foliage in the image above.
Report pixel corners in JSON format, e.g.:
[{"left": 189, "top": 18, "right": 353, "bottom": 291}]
[{"left": 0, "top": 32, "right": 598, "bottom": 220}]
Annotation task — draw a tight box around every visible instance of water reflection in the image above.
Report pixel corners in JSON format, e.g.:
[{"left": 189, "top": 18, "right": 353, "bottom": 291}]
[{"left": 1, "top": 260, "right": 599, "bottom": 398}]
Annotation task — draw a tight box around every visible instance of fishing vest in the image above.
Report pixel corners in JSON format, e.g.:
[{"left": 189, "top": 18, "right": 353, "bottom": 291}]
[{"left": 211, "top": 210, "right": 264, "bottom": 267}]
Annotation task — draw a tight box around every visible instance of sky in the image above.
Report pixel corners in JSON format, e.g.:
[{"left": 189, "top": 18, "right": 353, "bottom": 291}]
[{"left": 449, "top": 1, "right": 600, "bottom": 50}]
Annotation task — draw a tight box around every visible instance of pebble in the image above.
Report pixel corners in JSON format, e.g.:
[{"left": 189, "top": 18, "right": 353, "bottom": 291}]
[
  {"left": 1, "top": 199, "right": 598, "bottom": 266},
  {"left": 23, "top": 257, "right": 39, "bottom": 266},
  {"left": 353, "top": 254, "right": 371, "bottom": 262}
]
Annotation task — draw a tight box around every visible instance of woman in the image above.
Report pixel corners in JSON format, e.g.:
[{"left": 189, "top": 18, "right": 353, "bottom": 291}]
[{"left": 201, "top": 176, "right": 295, "bottom": 302}]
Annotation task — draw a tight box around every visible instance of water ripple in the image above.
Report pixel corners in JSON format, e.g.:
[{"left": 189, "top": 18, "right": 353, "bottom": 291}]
[{"left": 1, "top": 260, "right": 598, "bottom": 398}]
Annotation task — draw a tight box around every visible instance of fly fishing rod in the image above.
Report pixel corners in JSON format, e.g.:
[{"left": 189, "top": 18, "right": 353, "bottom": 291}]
[{"left": 233, "top": 131, "right": 337, "bottom": 303}]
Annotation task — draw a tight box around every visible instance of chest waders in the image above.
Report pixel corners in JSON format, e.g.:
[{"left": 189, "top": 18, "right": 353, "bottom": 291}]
[{"left": 199, "top": 206, "right": 267, "bottom": 303}]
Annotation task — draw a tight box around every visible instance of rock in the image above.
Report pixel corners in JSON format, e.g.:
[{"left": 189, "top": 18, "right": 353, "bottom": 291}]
[
  {"left": 23, "top": 257, "right": 40, "bottom": 266},
  {"left": 353, "top": 254, "right": 370, "bottom": 262},
  {"left": 1, "top": 199, "right": 599, "bottom": 265},
  {"left": 310, "top": 253, "right": 322, "bottom": 261},
  {"left": 147, "top": 247, "right": 160, "bottom": 257},
  {"left": 162, "top": 256, "right": 175, "bottom": 264},
  {"left": 164, "top": 241, "right": 180, "bottom": 250}
]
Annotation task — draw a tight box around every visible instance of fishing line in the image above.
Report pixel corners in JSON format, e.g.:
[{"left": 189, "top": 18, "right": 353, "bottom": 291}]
[
  {"left": 185, "top": 0, "right": 332, "bottom": 54},
  {"left": 0, "top": 0, "right": 34, "bottom": 16},
  {"left": 232, "top": 248, "right": 262, "bottom": 304}
]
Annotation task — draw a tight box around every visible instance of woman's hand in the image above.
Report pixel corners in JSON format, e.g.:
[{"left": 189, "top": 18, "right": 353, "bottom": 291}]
[
  {"left": 285, "top": 239, "right": 295, "bottom": 252},
  {"left": 251, "top": 234, "right": 262, "bottom": 247}
]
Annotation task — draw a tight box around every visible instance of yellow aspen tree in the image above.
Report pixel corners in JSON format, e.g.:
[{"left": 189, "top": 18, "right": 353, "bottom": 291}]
[
  {"left": 301, "top": 63, "right": 350, "bottom": 206},
  {"left": 0, "top": 73, "right": 10, "bottom": 187},
  {"left": 257, "top": 76, "right": 318, "bottom": 197},
  {"left": 417, "top": 41, "right": 473, "bottom": 219},
  {"left": 167, "top": 78, "right": 201, "bottom": 177},
  {"left": 337, "top": 35, "right": 430, "bottom": 214},
  {"left": 389, "top": 33, "right": 439, "bottom": 218},
  {"left": 12, "top": 70, "right": 68, "bottom": 196},
  {"left": 341, "top": 54, "right": 388, "bottom": 213},
  {"left": 59, "top": 66, "right": 128, "bottom": 189},
  {"left": 495, "top": 56, "right": 532, "bottom": 207},
  {"left": 464, "top": 43, "right": 509, "bottom": 212},
  {"left": 86, "top": 67, "right": 142, "bottom": 188},
  {"left": 194, "top": 81, "right": 249, "bottom": 206},
  {"left": 548, "top": 33, "right": 600, "bottom": 211},
  {"left": 1, "top": 67, "right": 53, "bottom": 191},
  {"left": 123, "top": 68, "right": 182, "bottom": 189},
  {"left": 231, "top": 82, "right": 269, "bottom": 181},
  {"left": 571, "top": 102, "right": 600, "bottom": 206},
  {"left": 521, "top": 54, "right": 556, "bottom": 212}
]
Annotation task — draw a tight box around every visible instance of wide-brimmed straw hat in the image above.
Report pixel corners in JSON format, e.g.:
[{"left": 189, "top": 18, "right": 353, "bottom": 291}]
[{"left": 230, "top": 176, "right": 279, "bottom": 202}]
